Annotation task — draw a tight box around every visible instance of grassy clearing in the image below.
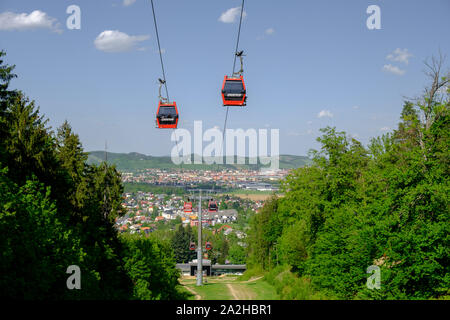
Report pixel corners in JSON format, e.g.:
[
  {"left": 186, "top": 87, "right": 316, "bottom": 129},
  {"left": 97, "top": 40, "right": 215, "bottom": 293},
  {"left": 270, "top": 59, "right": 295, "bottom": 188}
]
[
  {"left": 180, "top": 275, "right": 279, "bottom": 300},
  {"left": 184, "top": 282, "right": 233, "bottom": 300},
  {"left": 230, "top": 193, "right": 278, "bottom": 201},
  {"left": 243, "top": 280, "right": 279, "bottom": 300}
]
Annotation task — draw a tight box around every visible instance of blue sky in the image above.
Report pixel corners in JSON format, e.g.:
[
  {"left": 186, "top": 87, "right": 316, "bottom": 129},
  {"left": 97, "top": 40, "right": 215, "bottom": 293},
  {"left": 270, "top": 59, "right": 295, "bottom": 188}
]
[{"left": 0, "top": 0, "right": 449, "bottom": 156}]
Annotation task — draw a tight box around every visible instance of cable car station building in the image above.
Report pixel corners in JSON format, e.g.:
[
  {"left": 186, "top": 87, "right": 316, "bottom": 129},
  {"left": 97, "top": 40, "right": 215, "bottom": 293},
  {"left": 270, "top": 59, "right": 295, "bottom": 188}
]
[{"left": 176, "top": 260, "right": 246, "bottom": 277}]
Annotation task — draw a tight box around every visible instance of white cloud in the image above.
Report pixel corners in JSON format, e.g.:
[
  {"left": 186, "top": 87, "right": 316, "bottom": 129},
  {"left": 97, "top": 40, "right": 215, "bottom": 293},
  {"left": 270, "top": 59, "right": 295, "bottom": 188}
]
[
  {"left": 380, "top": 127, "right": 391, "bottom": 132},
  {"left": 265, "top": 28, "right": 275, "bottom": 35},
  {"left": 317, "top": 110, "right": 333, "bottom": 118},
  {"left": 123, "top": 0, "right": 136, "bottom": 6},
  {"left": 353, "top": 105, "right": 360, "bottom": 110},
  {"left": 386, "top": 48, "right": 413, "bottom": 65},
  {"left": 382, "top": 64, "right": 406, "bottom": 76},
  {"left": 307, "top": 121, "right": 313, "bottom": 125},
  {"left": 94, "top": 30, "right": 150, "bottom": 53},
  {"left": 0, "top": 10, "right": 62, "bottom": 34},
  {"left": 218, "top": 7, "right": 247, "bottom": 23},
  {"left": 257, "top": 27, "right": 275, "bottom": 40}
]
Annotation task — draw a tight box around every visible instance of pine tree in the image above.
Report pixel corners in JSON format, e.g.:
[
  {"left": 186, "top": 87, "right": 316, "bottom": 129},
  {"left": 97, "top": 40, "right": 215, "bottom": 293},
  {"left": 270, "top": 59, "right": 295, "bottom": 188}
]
[
  {"left": 171, "top": 224, "right": 187, "bottom": 263},
  {"left": 56, "top": 120, "right": 89, "bottom": 211}
]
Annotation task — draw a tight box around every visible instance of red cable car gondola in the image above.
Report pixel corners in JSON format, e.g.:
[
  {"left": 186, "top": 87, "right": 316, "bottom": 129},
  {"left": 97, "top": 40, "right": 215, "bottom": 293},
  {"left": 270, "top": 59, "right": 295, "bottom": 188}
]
[
  {"left": 208, "top": 200, "right": 218, "bottom": 213},
  {"left": 205, "top": 242, "right": 212, "bottom": 251},
  {"left": 221, "top": 51, "right": 247, "bottom": 107},
  {"left": 156, "top": 78, "right": 179, "bottom": 129},
  {"left": 184, "top": 201, "right": 193, "bottom": 213},
  {"left": 221, "top": 75, "right": 247, "bottom": 106},
  {"left": 156, "top": 101, "right": 179, "bottom": 129},
  {"left": 189, "top": 242, "right": 196, "bottom": 251}
]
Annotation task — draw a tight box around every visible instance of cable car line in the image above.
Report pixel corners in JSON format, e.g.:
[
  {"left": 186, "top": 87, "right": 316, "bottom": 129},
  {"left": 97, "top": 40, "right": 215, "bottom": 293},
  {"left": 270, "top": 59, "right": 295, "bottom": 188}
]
[
  {"left": 150, "top": 0, "right": 179, "bottom": 131},
  {"left": 149, "top": 0, "right": 182, "bottom": 164},
  {"left": 150, "top": 0, "right": 169, "bottom": 101},
  {"left": 231, "top": 0, "right": 245, "bottom": 77},
  {"left": 150, "top": 0, "right": 246, "bottom": 168},
  {"left": 219, "top": 0, "right": 246, "bottom": 168}
]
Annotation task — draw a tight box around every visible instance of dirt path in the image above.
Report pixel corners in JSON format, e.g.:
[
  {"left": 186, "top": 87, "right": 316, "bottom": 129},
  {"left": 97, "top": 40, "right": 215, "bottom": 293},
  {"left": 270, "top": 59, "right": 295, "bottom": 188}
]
[
  {"left": 241, "top": 276, "right": 264, "bottom": 283},
  {"left": 181, "top": 275, "right": 265, "bottom": 300},
  {"left": 227, "top": 283, "right": 255, "bottom": 300},
  {"left": 184, "top": 286, "right": 202, "bottom": 300},
  {"left": 226, "top": 284, "right": 240, "bottom": 300}
]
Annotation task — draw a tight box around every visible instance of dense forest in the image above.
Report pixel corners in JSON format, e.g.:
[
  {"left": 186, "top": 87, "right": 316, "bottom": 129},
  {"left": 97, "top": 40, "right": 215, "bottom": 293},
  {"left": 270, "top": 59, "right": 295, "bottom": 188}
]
[
  {"left": 246, "top": 55, "right": 449, "bottom": 299},
  {"left": 0, "top": 51, "right": 187, "bottom": 300}
]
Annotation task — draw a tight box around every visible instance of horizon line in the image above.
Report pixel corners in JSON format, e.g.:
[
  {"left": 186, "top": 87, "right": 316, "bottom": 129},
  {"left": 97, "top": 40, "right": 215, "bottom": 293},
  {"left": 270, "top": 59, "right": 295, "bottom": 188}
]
[{"left": 87, "top": 150, "right": 310, "bottom": 158}]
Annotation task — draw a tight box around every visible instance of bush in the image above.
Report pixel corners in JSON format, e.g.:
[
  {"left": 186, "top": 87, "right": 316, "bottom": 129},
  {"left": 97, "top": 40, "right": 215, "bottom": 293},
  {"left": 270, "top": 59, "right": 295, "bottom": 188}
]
[
  {"left": 238, "top": 266, "right": 265, "bottom": 281},
  {"left": 263, "top": 265, "right": 332, "bottom": 300},
  {"left": 121, "top": 234, "right": 189, "bottom": 300}
]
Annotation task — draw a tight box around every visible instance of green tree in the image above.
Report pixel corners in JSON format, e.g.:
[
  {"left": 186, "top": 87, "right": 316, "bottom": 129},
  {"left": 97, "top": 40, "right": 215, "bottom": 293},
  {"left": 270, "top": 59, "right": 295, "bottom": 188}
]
[
  {"left": 172, "top": 224, "right": 188, "bottom": 263},
  {"left": 0, "top": 168, "right": 86, "bottom": 299},
  {"left": 121, "top": 234, "right": 186, "bottom": 300},
  {"left": 217, "top": 239, "right": 230, "bottom": 264},
  {"left": 0, "top": 50, "right": 18, "bottom": 163},
  {"left": 247, "top": 196, "right": 280, "bottom": 270},
  {"left": 228, "top": 244, "right": 246, "bottom": 264},
  {"left": 278, "top": 220, "right": 309, "bottom": 273},
  {"left": 55, "top": 120, "right": 89, "bottom": 212}
]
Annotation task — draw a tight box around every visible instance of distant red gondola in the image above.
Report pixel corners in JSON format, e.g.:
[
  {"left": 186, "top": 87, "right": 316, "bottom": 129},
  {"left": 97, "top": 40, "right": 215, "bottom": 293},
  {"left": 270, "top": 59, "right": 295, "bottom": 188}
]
[
  {"left": 184, "top": 201, "right": 193, "bottom": 213},
  {"left": 208, "top": 200, "right": 218, "bottom": 213},
  {"left": 189, "top": 242, "right": 196, "bottom": 251},
  {"left": 205, "top": 242, "right": 212, "bottom": 251}
]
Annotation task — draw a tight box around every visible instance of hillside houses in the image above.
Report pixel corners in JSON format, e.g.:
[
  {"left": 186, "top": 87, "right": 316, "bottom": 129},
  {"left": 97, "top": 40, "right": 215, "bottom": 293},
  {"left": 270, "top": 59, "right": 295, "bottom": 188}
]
[
  {"left": 116, "top": 189, "right": 265, "bottom": 236},
  {"left": 116, "top": 191, "right": 243, "bottom": 232},
  {"left": 121, "top": 168, "right": 290, "bottom": 189},
  {"left": 188, "top": 209, "right": 238, "bottom": 227}
]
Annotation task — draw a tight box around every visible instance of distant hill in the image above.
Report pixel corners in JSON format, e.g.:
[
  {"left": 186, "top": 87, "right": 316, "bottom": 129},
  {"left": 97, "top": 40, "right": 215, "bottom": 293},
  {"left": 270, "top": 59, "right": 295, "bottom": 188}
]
[{"left": 87, "top": 151, "right": 312, "bottom": 171}]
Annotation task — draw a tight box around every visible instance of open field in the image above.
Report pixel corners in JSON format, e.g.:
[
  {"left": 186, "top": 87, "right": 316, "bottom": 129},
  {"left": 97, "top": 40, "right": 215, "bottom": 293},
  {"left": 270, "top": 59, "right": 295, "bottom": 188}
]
[
  {"left": 228, "top": 191, "right": 284, "bottom": 201},
  {"left": 179, "top": 275, "right": 279, "bottom": 300},
  {"left": 232, "top": 193, "right": 277, "bottom": 201}
]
